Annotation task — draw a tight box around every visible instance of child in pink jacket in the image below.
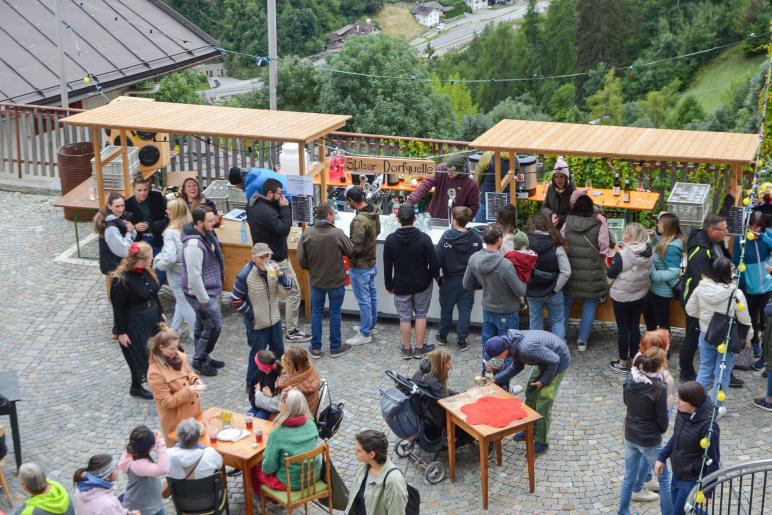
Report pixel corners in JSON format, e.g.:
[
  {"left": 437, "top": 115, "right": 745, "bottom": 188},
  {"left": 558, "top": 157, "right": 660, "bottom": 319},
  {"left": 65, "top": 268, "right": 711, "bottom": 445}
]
[
  {"left": 73, "top": 454, "right": 139, "bottom": 515},
  {"left": 117, "top": 426, "right": 169, "bottom": 515}
]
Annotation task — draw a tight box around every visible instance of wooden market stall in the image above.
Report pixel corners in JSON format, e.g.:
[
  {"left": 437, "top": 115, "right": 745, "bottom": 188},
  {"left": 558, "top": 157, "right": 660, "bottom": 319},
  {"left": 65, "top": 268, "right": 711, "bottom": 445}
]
[
  {"left": 472, "top": 120, "right": 760, "bottom": 328},
  {"left": 61, "top": 97, "right": 350, "bottom": 320}
]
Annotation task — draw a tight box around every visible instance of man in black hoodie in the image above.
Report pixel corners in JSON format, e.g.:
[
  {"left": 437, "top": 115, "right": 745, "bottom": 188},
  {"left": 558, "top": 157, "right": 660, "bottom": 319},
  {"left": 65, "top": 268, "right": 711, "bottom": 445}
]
[
  {"left": 246, "top": 178, "right": 309, "bottom": 343},
  {"left": 384, "top": 205, "right": 440, "bottom": 360},
  {"left": 435, "top": 206, "right": 482, "bottom": 351},
  {"left": 679, "top": 214, "right": 730, "bottom": 381}
]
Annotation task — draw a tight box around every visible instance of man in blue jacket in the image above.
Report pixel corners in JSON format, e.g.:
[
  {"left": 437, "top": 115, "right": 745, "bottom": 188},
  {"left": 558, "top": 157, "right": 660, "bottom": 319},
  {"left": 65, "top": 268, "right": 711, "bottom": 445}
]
[{"left": 483, "top": 329, "right": 571, "bottom": 456}]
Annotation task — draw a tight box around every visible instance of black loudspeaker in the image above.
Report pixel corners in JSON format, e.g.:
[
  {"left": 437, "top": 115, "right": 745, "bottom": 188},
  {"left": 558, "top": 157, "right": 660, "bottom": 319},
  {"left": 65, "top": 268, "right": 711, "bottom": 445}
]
[{"left": 104, "top": 129, "right": 170, "bottom": 173}]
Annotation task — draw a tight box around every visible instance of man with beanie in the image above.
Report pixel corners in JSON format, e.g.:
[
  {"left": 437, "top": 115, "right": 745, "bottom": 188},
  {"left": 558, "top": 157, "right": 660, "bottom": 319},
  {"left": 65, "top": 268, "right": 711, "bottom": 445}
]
[
  {"left": 345, "top": 186, "right": 382, "bottom": 346},
  {"left": 543, "top": 156, "right": 576, "bottom": 227},
  {"left": 384, "top": 204, "right": 441, "bottom": 359},
  {"left": 230, "top": 242, "right": 297, "bottom": 388},
  {"left": 297, "top": 203, "right": 354, "bottom": 358},
  {"left": 14, "top": 463, "right": 75, "bottom": 515},
  {"left": 483, "top": 329, "right": 571, "bottom": 456},
  {"left": 182, "top": 206, "right": 225, "bottom": 377},
  {"left": 246, "top": 178, "right": 309, "bottom": 343},
  {"left": 406, "top": 153, "right": 480, "bottom": 219},
  {"left": 463, "top": 224, "right": 527, "bottom": 346},
  {"left": 435, "top": 206, "right": 482, "bottom": 351}
]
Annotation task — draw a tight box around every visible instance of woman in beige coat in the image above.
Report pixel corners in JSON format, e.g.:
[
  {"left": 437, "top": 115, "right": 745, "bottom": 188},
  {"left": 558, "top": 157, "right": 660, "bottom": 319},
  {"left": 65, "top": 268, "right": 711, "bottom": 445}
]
[{"left": 147, "top": 326, "right": 206, "bottom": 443}]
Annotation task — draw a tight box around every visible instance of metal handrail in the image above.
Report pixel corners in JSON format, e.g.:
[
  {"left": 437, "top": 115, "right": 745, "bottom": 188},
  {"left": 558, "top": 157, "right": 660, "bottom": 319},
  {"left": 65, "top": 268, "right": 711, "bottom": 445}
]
[{"left": 686, "top": 459, "right": 772, "bottom": 514}]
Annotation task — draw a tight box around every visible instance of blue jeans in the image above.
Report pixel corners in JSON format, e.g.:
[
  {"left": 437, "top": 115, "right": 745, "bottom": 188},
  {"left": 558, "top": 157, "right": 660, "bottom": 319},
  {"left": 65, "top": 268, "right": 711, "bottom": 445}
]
[
  {"left": 528, "top": 291, "right": 566, "bottom": 341},
  {"left": 670, "top": 477, "right": 707, "bottom": 515},
  {"left": 310, "top": 285, "right": 345, "bottom": 351},
  {"left": 617, "top": 439, "right": 673, "bottom": 515},
  {"left": 349, "top": 267, "right": 378, "bottom": 336},
  {"left": 186, "top": 294, "right": 223, "bottom": 364},
  {"left": 247, "top": 407, "right": 271, "bottom": 420},
  {"left": 244, "top": 320, "right": 284, "bottom": 388},
  {"left": 482, "top": 309, "right": 518, "bottom": 347},
  {"left": 439, "top": 276, "right": 475, "bottom": 342},
  {"left": 474, "top": 203, "right": 488, "bottom": 222},
  {"left": 563, "top": 294, "right": 599, "bottom": 343},
  {"left": 696, "top": 331, "right": 736, "bottom": 403}
]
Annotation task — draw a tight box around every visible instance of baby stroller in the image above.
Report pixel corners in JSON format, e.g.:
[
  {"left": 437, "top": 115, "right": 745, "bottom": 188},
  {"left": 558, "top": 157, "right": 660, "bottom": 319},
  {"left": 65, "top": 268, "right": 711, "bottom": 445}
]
[{"left": 380, "top": 370, "right": 488, "bottom": 484}]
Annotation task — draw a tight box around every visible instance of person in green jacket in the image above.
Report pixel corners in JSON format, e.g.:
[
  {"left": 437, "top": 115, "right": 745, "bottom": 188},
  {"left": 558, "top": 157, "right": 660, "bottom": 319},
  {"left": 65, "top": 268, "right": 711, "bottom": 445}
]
[
  {"left": 13, "top": 463, "right": 75, "bottom": 515},
  {"left": 258, "top": 389, "right": 321, "bottom": 491},
  {"left": 345, "top": 430, "right": 408, "bottom": 515}
]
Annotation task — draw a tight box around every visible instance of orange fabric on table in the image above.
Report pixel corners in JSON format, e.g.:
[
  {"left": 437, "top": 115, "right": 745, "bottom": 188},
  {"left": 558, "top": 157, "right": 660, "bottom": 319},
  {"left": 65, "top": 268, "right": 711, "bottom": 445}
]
[{"left": 460, "top": 395, "right": 528, "bottom": 427}]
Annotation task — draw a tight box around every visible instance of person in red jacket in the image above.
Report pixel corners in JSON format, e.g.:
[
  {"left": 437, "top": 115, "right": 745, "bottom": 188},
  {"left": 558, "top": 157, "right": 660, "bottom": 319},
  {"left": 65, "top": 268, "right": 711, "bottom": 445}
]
[{"left": 406, "top": 153, "right": 480, "bottom": 219}]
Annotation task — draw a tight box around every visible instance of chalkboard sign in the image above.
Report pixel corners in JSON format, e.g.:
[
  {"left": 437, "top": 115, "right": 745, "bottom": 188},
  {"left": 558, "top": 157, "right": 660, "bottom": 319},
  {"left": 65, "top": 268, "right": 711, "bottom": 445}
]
[
  {"left": 485, "top": 192, "right": 510, "bottom": 221},
  {"left": 726, "top": 206, "right": 745, "bottom": 235},
  {"left": 291, "top": 195, "right": 313, "bottom": 224}
]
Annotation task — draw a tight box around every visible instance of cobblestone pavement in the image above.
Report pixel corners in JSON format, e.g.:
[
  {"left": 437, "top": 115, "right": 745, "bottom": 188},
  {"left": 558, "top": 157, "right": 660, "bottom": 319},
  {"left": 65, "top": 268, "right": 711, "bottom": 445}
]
[{"left": 1, "top": 191, "right": 770, "bottom": 514}]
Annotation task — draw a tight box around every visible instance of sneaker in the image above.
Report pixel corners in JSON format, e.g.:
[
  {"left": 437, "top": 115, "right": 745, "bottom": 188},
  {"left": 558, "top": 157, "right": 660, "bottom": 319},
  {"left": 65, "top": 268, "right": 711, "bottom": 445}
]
[
  {"left": 534, "top": 443, "right": 549, "bottom": 456},
  {"left": 207, "top": 357, "right": 225, "bottom": 369},
  {"left": 286, "top": 329, "right": 312, "bottom": 343},
  {"left": 509, "top": 384, "right": 524, "bottom": 395},
  {"left": 717, "top": 406, "right": 727, "bottom": 419},
  {"left": 752, "top": 397, "right": 772, "bottom": 412},
  {"left": 631, "top": 488, "right": 660, "bottom": 502},
  {"left": 400, "top": 347, "right": 413, "bottom": 360},
  {"left": 345, "top": 333, "right": 372, "bottom": 346},
  {"left": 308, "top": 348, "right": 322, "bottom": 359},
  {"left": 457, "top": 340, "right": 469, "bottom": 351},
  {"left": 610, "top": 361, "right": 630, "bottom": 373},
  {"left": 751, "top": 359, "right": 766, "bottom": 371},
  {"left": 644, "top": 477, "right": 660, "bottom": 493},
  {"left": 577, "top": 340, "right": 587, "bottom": 352},
  {"left": 729, "top": 374, "right": 744, "bottom": 388},
  {"left": 353, "top": 325, "right": 378, "bottom": 336},
  {"left": 512, "top": 431, "right": 525, "bottom": 441},
  {"left": 434, "top": 333, "right": 448, "bottom": 346},
  {"left": 331, "top": 343, "right": 352, "bottom": 358},
  {"left": 192, "top": 361, "right": 218, "bottom": 377},
  {"left": 413, "top": 343, "right": 436, "bottom": 359}
]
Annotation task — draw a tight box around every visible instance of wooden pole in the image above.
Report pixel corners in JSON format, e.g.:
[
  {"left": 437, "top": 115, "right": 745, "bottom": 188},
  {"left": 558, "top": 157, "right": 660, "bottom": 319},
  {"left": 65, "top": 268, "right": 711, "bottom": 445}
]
[
  {"left": 494, "top": 151, "right": 502, "bottom": 193},
  {"left": 729, "top": 164, "right": 743, "bottom": 206},
  {"left": 319, "top": 138, "right": 327, "bottom": 204},
  {"left": 509, "top": 150, "right": 517, "bottom": 226},
  {"left": 91, "top": 127, "right": 105, "bottom": 206},
  {"left": 120, "top": 129, "right": 131, "bottom": 197}
]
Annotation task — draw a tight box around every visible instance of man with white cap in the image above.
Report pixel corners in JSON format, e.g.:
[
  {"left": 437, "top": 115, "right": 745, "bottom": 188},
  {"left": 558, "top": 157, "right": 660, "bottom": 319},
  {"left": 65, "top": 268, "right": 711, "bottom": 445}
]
[{"left": 543, "top": 156, "right": 576, "bottom": 227}]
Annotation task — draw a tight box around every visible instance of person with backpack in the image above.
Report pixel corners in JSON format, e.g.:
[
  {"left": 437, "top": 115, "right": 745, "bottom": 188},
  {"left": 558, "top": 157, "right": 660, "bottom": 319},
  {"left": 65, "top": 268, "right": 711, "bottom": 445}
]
[{"left": 346, "top": 430, "right": 410, "bottom": 515}]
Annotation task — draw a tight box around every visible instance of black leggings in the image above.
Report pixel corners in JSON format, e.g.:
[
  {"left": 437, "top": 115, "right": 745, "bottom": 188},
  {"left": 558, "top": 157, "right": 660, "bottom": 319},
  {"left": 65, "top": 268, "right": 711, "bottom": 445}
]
[
  {"left": 612, "top": 297, "right": 646, "bottom": 360},
  {"left": 744, "top": 291, "right": 769, "bottom": 344},
  {"left": 643, "top": 292, "right": 672, "bottom": 331}
]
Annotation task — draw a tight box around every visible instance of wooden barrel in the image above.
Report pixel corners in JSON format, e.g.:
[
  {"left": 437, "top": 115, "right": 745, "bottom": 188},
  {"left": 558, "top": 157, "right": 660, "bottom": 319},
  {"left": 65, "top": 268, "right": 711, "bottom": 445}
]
[{"left": 57, "top": 142, "right": 95, "bottom": 221}]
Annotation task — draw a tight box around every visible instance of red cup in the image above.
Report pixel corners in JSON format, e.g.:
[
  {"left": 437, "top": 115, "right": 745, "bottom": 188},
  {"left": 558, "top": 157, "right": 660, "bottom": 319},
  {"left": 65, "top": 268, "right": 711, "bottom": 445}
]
[
  {"left": 209, "top": 433, "right": 218, "bottom": 446},
  {"left": 255, "top": 430, "right": 263, "bottom": 444},
  {"left": 246, "top": 419, "right": 253, "bottom": 430},
  {"left": 606, "top": 256, "right": 613, "bottom": 267}
]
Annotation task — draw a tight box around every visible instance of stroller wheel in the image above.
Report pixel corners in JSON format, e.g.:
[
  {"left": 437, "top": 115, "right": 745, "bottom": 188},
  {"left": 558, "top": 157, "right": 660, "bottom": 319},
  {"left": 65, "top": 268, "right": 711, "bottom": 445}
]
[
  {"left": 425, "top": 461, "right": 446, "bottom": 484},
  {"left": 395, "top": 439, "right": 414, "bottom": 458}
]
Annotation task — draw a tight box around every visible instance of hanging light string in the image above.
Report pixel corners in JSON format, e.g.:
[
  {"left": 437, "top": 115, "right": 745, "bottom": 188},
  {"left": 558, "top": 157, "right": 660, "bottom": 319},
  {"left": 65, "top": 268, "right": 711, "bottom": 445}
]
[
  {"left": 59, "top": 2, "right": 109, "bottom": 101},
  {"left": 70, "top": 0, "right": 769, "bottom": 85},
  {"left": 687, "top": 46, "right": 772, "bottom": 511}
]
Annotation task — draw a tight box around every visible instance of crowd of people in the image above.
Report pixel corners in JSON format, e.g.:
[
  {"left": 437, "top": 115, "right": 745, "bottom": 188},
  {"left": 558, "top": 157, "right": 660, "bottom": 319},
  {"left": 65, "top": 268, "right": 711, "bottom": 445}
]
[{"left": 7, "top": 155, "right": 771, "bottom": 515}]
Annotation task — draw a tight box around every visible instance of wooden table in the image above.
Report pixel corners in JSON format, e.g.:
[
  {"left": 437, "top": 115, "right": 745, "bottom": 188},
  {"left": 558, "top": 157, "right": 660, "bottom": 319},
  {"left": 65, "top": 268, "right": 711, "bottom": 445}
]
[
  {"left": 438, "top": 384, "right": 543, "bottom": 510},
  {"left": 0, "top": 371, "right": 22, "bottom": 472},
  {"left": 528, "top": 183, "right": 660, "bottom": 212},
  {"left": 168, "top": 407, "right": 275, "bottom": 515},
  {"left": 216, "top": 219, "right": 310, "bottom": 320}
]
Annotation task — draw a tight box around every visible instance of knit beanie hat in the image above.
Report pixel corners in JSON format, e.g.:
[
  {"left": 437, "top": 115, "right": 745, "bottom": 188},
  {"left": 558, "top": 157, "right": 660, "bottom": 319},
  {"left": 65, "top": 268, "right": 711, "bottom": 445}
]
[
  {"left": 552, "top": 156, "right": 569, "bottom": 179},
  {"left": 511, "top": 230, "right": 529, "bottom": 250},
  {"left": 570, "top": 189, "right": 588, "bottom": 206},
  {"left": 484, "top": 336, "right": 508, "bottom": 359}
]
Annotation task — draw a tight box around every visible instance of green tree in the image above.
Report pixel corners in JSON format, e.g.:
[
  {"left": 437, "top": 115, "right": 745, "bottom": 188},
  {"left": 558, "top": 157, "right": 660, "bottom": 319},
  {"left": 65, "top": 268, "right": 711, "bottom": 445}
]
[
  {"left": 155, "top": 70, "right": 204, "bottom": 104},
  {"left": 548, "top": 83, "right": 576, "bottom": 120},
  {"left": 575, "top": 0, "right": 638, "bottom": 72},
  {"left": 432, "top": 73, "right": 477, "bottom": 118},
  {"left": 228, "top": 58, "right": 321, "bottom": 113},
  {"left": 587, "top": 69, "right": 623, "bottom": 125},
  {"left": 665, "top": 95, "right": 705, "bottom": 128},
  {"left": 318, "top": 34, "right": 454, "bottom": 138}
]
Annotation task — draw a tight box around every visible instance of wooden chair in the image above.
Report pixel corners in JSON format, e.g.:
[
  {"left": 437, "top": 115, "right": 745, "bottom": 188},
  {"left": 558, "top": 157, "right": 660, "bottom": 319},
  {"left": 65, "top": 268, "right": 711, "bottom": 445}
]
[
  {"left": 258, "top": 442, "right": 332, "bottom": 515},
  {"left": 0, "top": 425, "right": 12, "bottom": 506}
]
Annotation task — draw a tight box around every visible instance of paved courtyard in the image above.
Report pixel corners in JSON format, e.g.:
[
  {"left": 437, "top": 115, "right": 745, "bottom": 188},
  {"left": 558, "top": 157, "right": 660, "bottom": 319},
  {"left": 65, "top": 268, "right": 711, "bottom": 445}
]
[{"left": 0, "top": 190, "right": 770, "bottom": 514}]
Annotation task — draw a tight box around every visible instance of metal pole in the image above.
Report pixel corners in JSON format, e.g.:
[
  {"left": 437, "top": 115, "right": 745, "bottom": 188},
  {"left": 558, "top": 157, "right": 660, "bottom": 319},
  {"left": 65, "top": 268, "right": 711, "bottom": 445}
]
[
  {"left": 54, "top": 0, "right": 69, "bottom": 107},
  {"left": 267, "top": 0, "right": 278, "bottom": 111}
]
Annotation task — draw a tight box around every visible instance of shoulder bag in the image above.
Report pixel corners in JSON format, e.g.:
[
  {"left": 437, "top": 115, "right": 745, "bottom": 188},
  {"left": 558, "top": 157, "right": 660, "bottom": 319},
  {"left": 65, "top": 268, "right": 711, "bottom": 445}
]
[{"left": 162, "top": 449, "right": 204, "bottom": 498}]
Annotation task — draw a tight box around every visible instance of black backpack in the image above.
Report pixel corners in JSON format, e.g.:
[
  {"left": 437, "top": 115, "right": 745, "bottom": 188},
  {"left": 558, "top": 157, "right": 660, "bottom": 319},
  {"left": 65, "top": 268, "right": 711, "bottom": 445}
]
[{"left": 384, "top": 468, "right": 420, "bottom": 515}]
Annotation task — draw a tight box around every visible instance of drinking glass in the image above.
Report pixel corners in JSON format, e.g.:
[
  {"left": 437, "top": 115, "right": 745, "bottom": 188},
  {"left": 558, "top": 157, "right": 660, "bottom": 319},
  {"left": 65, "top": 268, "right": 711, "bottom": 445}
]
[{"left": 245, "top": 413, "right": 253, "bottom": 431}]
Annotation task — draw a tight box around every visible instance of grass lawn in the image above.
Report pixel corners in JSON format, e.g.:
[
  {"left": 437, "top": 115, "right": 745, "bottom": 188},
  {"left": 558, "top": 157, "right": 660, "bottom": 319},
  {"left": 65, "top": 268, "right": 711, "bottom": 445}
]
[
  {"left": 374, "top": 4, "right": 427, "bottom": 41},
  {"left": 683, "top": 46, "right": 765, "bottom": 114}
]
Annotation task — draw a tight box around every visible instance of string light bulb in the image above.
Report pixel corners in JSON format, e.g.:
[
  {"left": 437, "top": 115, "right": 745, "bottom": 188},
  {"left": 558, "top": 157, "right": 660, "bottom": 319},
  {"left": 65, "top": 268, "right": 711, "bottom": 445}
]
[
  {"left": 743, "top": 197, "right": 751, "bottom": 206},
  {"left": 738, "top": 263, "right": 746, "bottom": 272},
  {"left": 747, "top": 231, "right": 756, "bottom": 241},
  {"left": 736, "top": 301, "right": 746, "bottom": 311},
  {"left": 83, "top": 75, "right": 91, "bottom": 83},
  {"left": 717, "top": 343, "right": 727, "bottom": 354},
  {"left": 695, "top": 490, "right": 705, "bottom": 504},
  {"left": 700, "top": 437, "right": 709, "bottom": 449},
  {"left": 717, "top": 389, "right": 726, "bottom": 401}
]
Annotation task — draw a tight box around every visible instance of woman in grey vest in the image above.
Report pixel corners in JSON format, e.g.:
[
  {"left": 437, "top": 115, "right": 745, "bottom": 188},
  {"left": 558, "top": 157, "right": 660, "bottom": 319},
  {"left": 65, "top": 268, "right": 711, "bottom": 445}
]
[
  {"left": 607, "top": 223, "right": 654, "bottom": 373},
  {"left": 117, "top": 426, "right": 169, "bottom": 515}
]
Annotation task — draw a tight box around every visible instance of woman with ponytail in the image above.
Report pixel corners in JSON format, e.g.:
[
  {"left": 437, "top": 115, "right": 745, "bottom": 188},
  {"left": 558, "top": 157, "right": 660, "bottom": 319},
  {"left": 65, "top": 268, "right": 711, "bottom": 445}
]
[
  {"left": 94, "top": 192, "right": 136, "bottom": 275},
  {"left": 72, "top": 454, "right": 137, "bottom": 515},
  {"left": 110, "top": 241, "right": 164, "bottom": 400},
  {"left": 146, "top": 326, "right": 206, "bottom": 444}
]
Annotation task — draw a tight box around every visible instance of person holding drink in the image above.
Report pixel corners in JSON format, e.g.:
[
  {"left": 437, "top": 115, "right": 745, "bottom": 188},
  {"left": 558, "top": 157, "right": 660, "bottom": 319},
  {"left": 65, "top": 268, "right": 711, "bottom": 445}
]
[{"left": 94, "top": 192, "right": 136, "bottom": 276}]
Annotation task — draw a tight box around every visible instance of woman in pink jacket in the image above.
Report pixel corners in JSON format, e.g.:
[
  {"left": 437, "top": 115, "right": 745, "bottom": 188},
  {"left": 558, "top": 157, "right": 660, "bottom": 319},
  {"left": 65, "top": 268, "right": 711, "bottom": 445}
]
[
  {"left": 117, "top": 426, "right": 169, "bottom": 515},
  {"left": 73, "top": 454, "right": 139, "bottom": 515}
]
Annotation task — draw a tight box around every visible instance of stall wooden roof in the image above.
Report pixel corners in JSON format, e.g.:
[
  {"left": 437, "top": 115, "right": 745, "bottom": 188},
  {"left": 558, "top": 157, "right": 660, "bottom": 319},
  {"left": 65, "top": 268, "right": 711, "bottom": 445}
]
[
  {"left": 61, "top": 97, "right": 351, "bottom": 143},
  {"left": 472, "top": 120, "right": 759, "bottom": 165}
]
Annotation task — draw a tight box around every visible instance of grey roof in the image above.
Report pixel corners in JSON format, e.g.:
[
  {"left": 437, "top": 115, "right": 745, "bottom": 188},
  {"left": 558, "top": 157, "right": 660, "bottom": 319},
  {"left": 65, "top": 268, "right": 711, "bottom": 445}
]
[
  {"left": 410, "top": 1, "right": 453, "bottom": 15},
  {"left": 0, "top": 0, "right": 221, "bottom": 105}
]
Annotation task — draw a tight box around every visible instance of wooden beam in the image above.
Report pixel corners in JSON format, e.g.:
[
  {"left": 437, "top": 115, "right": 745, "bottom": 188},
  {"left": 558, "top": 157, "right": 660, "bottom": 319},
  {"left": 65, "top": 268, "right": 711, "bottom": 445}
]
[
  {"left": 319, "top": 138, "right": 327, "bottom": 204},
  {"left": 494, "top": 151, "right": 502, "bottom": 193},
  {"left": 509, "top": 150, "right": 517, "bottom": 226},
  {"left": 100, "top": 146, "right": 123, "bottom": 166},
  {"left": 90, "top": 127, "right": 104, "bottom": 206},
  {"left": 729, "top": 164, "right": 743, "bottom": 206},
  {"left": 120, "top": 129, "right": 131, "bottom": 198}
]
